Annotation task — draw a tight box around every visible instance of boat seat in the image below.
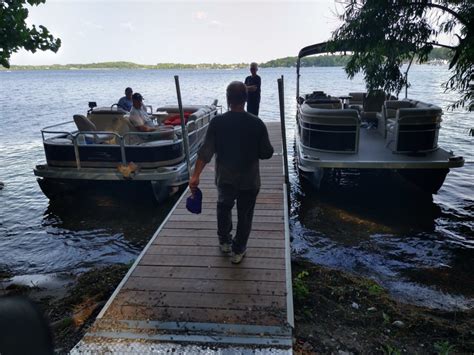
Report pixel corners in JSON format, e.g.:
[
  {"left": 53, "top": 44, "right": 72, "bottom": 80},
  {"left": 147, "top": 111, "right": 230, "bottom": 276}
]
[
  {"left": 73, "top": 114, "right": 115, "bottom": 144},
  {"left": 156, "top": 105, "right": 206, "bottom": 114},
  {"left": 44, "top": 137, "right": 73, "bottom": 145},
  {"left": 386, "top": 106, "right": 442, "bottom": 153},
  {"left": 378, "top": 100, "right": 413, "bottom": 138},
  {"left": 88, "top": 112, "right": 126, "bottom": 132},
  {"left": 306, "top": 102, "right": 342, "bottom": 109},
  {"left": 348, "top": 92, "right": 365, "bottom": 105},
  {"left": 348, "top": 92, "right": 365, "bottom": 112},
  {"left": 73, "top": 114, "right": 97, "bottom": 131},
  {"left": 139, "top": 139, "right": 176, "bottom": 147},
  {"left": 360, "top": 90, "right": 394, "bottom": 122},
  {"left": 299, "top": 104, "right": 360, "bottom": 153}
]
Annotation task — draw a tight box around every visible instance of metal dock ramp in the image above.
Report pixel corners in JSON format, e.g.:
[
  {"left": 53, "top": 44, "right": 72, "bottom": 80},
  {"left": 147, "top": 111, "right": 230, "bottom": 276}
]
[{"left": 71, "top": 122, "right": 293, "bottom": 353}]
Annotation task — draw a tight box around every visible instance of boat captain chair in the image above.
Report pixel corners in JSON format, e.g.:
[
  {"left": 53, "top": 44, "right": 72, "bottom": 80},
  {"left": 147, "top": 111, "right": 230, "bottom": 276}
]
[
  {"left": 360, "top": 90, "right": 386, "bottom": 123},
  {"left": 73, "top": 114, "right": 114, "bottom": 144},
  {"left": 73, "top": 114, "right": 96, "bottom": 131},
  {"left": 348, "top": 92, "right": 365, "bottom": 111}
]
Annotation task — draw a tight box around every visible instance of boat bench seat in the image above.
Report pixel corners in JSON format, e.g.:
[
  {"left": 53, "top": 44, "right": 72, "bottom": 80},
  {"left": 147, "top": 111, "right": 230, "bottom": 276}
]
[
  {"left": 157, "top": 104, "right": 217, "bottom": 124},
  {"left": 299, "top": 104, "right": 360, "bottom": 153},
  {"left": 45, "top": 137, "right": 73, "bottom": 145},
  {"left": 306, "top": 102, "right": 342, "bottom": 109},
  {"left": 377, "top": 100, "right": 413, "bottom": 137},
  {"left": 381, "top": 100, "right": 442, "bottom": 153},
  {"left": 86, "top": 112, "right": 176, "bottom": 145}
]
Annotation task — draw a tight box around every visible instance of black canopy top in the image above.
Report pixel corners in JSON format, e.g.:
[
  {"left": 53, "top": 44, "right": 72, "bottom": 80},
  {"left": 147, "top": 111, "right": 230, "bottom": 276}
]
[{"left": 298, "top": 41, "right": 353, "bottom": 59}]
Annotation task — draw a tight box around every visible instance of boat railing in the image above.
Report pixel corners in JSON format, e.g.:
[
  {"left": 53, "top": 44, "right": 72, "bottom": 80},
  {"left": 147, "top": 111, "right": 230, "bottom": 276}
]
[{"left": 40, "top": 107, "right": 217, "bottom": 170}]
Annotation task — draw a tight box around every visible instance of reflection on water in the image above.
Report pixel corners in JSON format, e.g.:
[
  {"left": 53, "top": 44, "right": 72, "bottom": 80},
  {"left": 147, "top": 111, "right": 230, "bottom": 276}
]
[
  {"left": 43, "top": 195, "right": 178, "bottom": 252},
  {"left": 290, "top": 168, "right": 474, "bottom": 310},
  {"left": 0, "top": 66, "right": 472, "bottom": 311}
]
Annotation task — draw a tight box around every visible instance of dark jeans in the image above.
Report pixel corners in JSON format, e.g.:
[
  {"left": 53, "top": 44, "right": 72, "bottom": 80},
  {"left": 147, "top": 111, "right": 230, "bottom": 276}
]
[
  {"left": 247, "top": 100, "right": 260, "bottom": 116},
  {"left": 217, "top": 185, "right": 259, "bottom": 254}
]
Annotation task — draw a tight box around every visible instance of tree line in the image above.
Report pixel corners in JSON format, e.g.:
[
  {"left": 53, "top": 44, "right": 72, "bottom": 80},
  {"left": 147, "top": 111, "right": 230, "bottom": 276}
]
[{"left": 3, "top": 48, "right": 452, "bottom": 71}]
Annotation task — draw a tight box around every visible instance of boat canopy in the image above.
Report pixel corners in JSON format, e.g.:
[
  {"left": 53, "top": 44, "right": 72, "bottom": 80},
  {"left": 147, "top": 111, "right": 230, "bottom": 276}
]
[
  {"left": 296, "top": 40, "right": 418, "bottom": 99},
  {"left": 296, "top": 41, "right": 351, "bottom": 98},
  {"left": 298, "top": 42, "right": 334, "bottom": 59}
]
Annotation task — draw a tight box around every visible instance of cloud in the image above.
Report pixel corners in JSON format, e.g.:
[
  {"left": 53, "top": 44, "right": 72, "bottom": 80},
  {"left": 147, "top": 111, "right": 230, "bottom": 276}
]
[
  {"left": 120, "top": 22, "right": 135, "bottom": 32},
  {"left": 193, "top": 11, "right": 208, "bottom": 20},
  {"left": 209, "top": 20, "right": 223, "bottom": 27}
]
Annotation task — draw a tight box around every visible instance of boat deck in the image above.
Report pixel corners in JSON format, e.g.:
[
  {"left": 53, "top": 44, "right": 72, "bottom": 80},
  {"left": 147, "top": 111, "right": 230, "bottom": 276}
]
[
  {"left": 71, "top": 122, "right": 293, "bottom": 353},
  {"left": 298, "top": 127, "right": 463, "bottom": 169}
]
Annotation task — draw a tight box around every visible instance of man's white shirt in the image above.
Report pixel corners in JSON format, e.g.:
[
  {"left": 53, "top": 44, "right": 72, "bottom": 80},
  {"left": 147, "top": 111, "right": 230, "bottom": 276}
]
[{"left": 129, "top": 106, "right": 154, "bottom": 128}]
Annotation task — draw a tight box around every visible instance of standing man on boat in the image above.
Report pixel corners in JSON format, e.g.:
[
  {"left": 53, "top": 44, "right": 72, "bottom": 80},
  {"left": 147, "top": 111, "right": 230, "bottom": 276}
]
[
  {"left": 117, "top": 87, "right": 133, "bottom": 112},
  {"left": 244, "top": 62, "right": 261, "bottom": 116},
  {"left": 189, "top": 81, "right": 274, "bottom": 264},
  {"left": 129, "top": 93, "right": 156, "bottom": 132}
]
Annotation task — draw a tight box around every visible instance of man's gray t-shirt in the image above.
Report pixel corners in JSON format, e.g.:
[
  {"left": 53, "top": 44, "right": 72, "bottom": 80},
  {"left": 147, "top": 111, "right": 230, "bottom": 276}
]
[{"left": 197, "top": 111, "right": 274, "bottom": 190}]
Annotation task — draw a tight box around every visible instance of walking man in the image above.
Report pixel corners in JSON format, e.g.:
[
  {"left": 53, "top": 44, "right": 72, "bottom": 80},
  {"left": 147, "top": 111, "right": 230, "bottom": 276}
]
[
  {"left": 189, "top": 81, "right": 274, "bottom": 264},
  {"left": 244, "top": 62, "right": 261, "bottom": 116}
]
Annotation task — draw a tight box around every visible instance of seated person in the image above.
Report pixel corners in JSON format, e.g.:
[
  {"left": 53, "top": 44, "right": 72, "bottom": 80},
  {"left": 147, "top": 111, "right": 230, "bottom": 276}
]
[
  {"left": 129, "top": 93, "right": 157, "bottom": 132},
  {"left": 117, "top": 87, "right": 133, "bottom": 111}
]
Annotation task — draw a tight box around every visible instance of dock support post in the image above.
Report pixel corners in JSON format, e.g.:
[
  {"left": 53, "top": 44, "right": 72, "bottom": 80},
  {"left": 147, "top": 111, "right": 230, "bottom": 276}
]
[
  {"left": 277, "top": 76, "right": 289, "bottom": 185},
  {"left": 174, "top": 75, "right": 192, "bottom": 177}
]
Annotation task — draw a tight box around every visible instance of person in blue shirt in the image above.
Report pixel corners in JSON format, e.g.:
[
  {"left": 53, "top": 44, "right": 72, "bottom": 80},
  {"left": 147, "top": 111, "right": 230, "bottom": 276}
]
[{"left": 117, "top": 87, "right": 133, "bottom": 111}]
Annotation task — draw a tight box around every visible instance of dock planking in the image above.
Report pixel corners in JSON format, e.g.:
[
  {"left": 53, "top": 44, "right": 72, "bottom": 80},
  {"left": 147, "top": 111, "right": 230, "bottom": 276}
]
[{"left": 72, "top": 122, "right": 293, "bottom": 352}]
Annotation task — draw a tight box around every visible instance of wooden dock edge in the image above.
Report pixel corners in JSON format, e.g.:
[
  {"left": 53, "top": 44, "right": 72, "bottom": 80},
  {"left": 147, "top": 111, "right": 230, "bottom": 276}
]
[
  {"left": 96, "top": 189, "right": 189, "bottom": 319},
  {"left": 284, "top": 181, "right": 294, "bottom": 328}
]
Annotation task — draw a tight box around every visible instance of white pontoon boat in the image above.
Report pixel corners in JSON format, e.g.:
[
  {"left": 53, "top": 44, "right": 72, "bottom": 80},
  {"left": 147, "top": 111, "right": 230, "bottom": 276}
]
[
  {"left": 34, "top": 101, "right": 218, "bottom": 203},
  {"left": 296, "top": 43, "right": 464, "bottom": 194}
]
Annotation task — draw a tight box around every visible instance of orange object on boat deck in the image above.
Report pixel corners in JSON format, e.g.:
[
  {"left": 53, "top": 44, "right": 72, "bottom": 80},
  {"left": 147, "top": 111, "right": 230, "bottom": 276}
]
[{"left": 163, "top": 112, "right": 192, "bottom": 126}]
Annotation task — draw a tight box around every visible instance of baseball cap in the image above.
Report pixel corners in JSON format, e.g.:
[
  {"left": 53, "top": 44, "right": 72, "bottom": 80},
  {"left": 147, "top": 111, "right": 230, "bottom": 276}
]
[{"left": 132, "top": 93, "right": 144, "bottom": 101}]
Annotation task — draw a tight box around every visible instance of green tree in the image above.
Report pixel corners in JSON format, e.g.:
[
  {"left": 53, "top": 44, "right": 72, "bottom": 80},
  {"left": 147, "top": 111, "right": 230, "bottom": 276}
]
[
  {"left": 332, "top": 0, "right": 473, "bottom": 110},
  {"left": 0, "top": 0, "right": 61, "bottom": 68}
]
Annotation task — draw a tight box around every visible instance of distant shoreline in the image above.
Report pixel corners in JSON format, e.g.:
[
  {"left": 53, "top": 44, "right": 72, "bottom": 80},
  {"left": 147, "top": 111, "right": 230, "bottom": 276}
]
[
  {"left": 3, "top": 49, "right": 451, "bottom": 71},
  {"left": 0, "top": 61, "right": 448, "bottom": 71}
]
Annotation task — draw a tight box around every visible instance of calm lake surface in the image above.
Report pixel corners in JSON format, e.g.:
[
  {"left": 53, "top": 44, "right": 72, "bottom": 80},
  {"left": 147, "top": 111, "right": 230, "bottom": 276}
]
[{"left": 0, "top": 66, "right": 472, "bottom": 310}]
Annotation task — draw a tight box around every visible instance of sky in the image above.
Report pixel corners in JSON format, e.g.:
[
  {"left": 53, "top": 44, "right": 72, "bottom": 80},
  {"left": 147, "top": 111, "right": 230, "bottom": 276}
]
[{"left": 10, "top": 0, "right": 344, "bottom": 65}]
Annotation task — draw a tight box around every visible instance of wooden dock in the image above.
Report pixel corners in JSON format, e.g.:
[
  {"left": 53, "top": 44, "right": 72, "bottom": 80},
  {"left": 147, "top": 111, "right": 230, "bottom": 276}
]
[{"left": 72, "top": 122, "right": 293, "bottom": 353}]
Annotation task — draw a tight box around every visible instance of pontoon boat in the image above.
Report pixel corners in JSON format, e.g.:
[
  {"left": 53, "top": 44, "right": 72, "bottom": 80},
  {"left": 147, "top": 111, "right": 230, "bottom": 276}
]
[
  {"left": 296, "top": 43, "right": 464, "bottom": 194},
  {"left": 34, "top": 101, "right": 218, "bottom": 203}
]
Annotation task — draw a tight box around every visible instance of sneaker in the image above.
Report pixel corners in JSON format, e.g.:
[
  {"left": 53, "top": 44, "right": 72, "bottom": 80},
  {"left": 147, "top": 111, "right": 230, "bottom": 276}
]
[
  {"left": 219, "top": 243, "right": 231, "bottom": 254},
  {"left": 231, "top": 250, "right": 246, "bottom": 264}
]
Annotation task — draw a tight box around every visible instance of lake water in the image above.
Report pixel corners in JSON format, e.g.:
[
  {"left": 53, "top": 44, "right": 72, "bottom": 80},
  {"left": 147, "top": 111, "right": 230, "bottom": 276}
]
[{"left": 0, "top": 66, "right": 472, "bottom": 310}]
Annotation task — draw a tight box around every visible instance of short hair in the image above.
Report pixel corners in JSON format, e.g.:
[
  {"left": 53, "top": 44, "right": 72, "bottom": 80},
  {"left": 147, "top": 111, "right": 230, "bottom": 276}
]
[
  {"left": 250, "top": 62, "right": 258, "bottom": 69},
  {"left": 125, "top": 87, "right": 133, "bottom": 94},
  {"left": 226, "top": 81, "right": 247, "bottom": 105}
]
